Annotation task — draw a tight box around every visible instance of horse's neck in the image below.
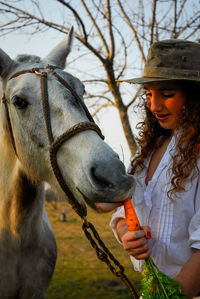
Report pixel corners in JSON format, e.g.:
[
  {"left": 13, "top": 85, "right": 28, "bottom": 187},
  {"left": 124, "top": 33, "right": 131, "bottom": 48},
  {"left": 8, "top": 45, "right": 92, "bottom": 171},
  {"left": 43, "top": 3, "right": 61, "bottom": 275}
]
[{"left": 0, "top": 135, "right": 44, "bottom": 240}]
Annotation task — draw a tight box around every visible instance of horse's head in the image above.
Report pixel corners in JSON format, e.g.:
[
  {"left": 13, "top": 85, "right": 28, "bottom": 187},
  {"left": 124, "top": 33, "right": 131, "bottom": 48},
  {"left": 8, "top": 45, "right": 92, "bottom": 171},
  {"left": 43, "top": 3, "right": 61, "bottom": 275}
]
[{"left": 0, "top": 28, "right": 135, "bottom": 212}]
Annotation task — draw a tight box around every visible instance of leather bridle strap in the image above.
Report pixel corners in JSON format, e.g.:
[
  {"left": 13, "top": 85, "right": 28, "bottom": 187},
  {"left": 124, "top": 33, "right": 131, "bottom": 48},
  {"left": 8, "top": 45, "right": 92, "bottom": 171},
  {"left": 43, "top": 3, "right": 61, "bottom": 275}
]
[
  {"left": 2, "top": 94, "right": 18, "bottom": 157},
  {"left": 39, "top": 71, "right": 54, "bottom": 144}
]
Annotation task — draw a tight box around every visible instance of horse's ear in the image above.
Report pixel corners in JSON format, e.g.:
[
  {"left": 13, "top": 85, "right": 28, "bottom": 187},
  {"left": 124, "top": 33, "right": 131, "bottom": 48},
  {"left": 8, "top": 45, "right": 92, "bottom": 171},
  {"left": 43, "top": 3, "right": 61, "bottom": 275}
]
[
  {"left": 44, "top": 27, "right": 74, "bottom": 69},
  {"left": 0, "top": 49, "right": 13, "bottom": 78}
]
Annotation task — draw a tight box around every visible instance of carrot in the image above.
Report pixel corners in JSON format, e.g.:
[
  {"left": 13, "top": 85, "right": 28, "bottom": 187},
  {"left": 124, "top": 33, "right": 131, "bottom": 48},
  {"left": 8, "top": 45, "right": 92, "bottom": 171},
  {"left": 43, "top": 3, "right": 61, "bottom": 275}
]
[{"left": 124, "top": 198, "right": 141, "bottom": 231}]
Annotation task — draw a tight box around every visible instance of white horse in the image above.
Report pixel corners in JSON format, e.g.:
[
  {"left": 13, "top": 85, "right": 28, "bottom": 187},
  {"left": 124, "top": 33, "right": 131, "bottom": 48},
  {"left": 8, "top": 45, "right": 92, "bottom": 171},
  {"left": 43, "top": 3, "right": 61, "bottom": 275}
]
[{"left": 0, "top": 28, "right": 135, "bottom": 299}]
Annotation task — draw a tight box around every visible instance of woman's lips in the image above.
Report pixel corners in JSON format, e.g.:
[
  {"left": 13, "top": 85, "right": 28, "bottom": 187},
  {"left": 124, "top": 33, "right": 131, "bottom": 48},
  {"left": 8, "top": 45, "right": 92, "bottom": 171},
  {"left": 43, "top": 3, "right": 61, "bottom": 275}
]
[{"left": 155, "top": 113, "right": 170, "bottom": 121}]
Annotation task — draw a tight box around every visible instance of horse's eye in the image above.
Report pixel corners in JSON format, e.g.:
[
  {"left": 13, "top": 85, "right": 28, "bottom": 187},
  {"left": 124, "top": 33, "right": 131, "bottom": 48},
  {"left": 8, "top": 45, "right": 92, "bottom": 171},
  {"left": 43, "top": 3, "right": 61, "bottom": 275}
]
[{"left": 13, "top": 96, "right": 29, "bottom": 109}]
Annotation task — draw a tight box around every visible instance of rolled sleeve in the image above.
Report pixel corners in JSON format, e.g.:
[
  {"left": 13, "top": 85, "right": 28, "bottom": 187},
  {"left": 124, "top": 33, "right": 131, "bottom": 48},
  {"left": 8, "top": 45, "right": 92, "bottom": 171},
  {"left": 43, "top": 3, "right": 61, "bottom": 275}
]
[
  {"left": 189, "top": 178, "right": 200, "bottom": 249},
  {"left": 189, "top": 212, "right": 200, "bottom": 249},
  {"left": 110, "top": 206, "right": 125, "bottom": 244}
]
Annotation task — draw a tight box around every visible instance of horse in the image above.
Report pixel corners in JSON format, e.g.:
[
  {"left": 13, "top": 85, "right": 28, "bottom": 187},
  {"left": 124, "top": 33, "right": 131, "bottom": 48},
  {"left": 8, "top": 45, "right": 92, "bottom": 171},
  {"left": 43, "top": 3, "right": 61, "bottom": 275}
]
[{"left": 0, "top": 28, "right": 135, "bottom": 299}]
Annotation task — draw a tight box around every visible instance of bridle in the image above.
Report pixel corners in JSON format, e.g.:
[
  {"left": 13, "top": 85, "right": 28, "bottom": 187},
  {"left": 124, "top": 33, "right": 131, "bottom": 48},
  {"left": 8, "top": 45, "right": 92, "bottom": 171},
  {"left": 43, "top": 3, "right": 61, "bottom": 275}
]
[
  {"left": 1, "top": 65, "right": 139, "bottom": 298},
  {"left": 3, "top": 64, "right": 104, "bottom": 219}
]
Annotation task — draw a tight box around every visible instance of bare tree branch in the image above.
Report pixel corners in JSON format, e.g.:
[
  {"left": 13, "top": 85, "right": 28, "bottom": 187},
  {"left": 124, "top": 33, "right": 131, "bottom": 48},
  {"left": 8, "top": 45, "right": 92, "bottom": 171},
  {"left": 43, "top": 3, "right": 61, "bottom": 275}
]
[
  {"left": 150, "top": 0, "right": 157, "bottom": 44},
  {"left": 80, "top": 0, "right": 110, "bottom": 55},
  {"left": 92, "top": 103, "right": 116, "bottom": 117},
  {"left": 176, "top": 0, "right": 187, "bottom": 21},
  {"left": 185, "top": 26, "right": 200, "bottom": 41},
  {"left": 0, "top": 1, "right": 69, "bottom": 33},
  {"left": 126, "top": 86, "right": 143, "bottom": 109},
  {"left": 87, "top": 93, "right": 115, "bottom": 105},
  {"left": 56, "top": 0, "right": 87, "bottom": 40},
  {"left": 176, "top": 13, "right": 200, "bottom": 38},
  {"left": 116, "top": 0, "right": 146, "bottom": 63},
  {"left": 173, "top": 0, "right": 178, "bottom": 38},
  {"left": 82, "top": 79, "right": 107, "bottom": 84},
  {"left": 106, "top": 0, "right": 115, "bottom": 61}
]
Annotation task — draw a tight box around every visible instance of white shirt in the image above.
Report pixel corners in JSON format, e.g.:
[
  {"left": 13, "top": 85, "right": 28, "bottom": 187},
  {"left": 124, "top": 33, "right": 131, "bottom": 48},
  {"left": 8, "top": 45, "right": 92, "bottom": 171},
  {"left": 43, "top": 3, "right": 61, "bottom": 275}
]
[{"left": 110, "top": 135, "right": 200, "bottom": 278}]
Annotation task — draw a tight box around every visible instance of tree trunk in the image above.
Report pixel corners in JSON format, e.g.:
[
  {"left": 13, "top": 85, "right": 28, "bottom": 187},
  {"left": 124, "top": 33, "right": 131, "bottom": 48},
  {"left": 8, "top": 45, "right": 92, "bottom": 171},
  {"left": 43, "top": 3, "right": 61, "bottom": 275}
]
[{"left": 105, "top": 60, "right": 138, "bottom": 156}]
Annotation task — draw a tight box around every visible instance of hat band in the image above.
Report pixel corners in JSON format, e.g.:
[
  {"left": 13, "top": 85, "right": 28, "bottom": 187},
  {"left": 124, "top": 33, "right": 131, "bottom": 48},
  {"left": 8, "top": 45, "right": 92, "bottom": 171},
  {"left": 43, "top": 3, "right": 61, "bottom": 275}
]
[{"left": 143, "top": 66, "right": 200, "bottom": 80}]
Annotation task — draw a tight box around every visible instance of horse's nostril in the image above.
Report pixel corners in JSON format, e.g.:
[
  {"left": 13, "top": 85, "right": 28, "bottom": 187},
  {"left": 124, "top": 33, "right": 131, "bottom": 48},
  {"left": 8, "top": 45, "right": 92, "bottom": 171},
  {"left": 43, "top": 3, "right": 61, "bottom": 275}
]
[{"left": 91, "top": 167, "right": 115, "bottom": 188}]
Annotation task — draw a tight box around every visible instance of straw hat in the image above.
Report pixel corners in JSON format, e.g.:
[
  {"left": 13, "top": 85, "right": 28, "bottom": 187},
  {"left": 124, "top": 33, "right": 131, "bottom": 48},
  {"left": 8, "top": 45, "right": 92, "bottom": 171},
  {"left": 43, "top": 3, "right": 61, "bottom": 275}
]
[{"left": 121, "top": 39, "right": 200, "bottom": 84}]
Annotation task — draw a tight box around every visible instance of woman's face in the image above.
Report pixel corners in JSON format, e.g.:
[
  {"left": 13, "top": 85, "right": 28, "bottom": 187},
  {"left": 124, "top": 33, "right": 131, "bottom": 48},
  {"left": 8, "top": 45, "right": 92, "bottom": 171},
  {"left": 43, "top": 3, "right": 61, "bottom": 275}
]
[{"left": 144, "top": 81, "right": 186, "bottom": 130}]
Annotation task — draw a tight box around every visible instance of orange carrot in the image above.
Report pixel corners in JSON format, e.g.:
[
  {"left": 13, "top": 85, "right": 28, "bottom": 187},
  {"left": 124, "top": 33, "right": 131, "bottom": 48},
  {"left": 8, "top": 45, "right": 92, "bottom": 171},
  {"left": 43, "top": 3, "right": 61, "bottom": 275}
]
[{"left": 124, "top": 198, "right": 141, "bottom": 231}]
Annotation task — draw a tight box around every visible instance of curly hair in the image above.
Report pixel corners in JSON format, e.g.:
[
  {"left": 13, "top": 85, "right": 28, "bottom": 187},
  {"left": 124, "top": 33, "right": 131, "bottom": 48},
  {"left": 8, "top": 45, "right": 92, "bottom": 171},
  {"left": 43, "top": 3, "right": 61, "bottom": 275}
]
[{"left": 130, "top": 81, "right": 200, "bottom": 199}]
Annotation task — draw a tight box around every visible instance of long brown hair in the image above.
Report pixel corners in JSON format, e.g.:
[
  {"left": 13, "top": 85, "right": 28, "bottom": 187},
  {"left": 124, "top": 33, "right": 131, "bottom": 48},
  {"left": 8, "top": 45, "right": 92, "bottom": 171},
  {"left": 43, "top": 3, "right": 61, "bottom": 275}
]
[{"left": 130, "top": 81, "right": 200, "bottom": 199}]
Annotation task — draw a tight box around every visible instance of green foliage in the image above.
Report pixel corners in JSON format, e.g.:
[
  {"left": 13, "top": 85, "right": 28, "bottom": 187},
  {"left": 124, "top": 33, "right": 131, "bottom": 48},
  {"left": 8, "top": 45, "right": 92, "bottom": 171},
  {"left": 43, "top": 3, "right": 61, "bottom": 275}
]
[{"left": 140, "top": 257, "right": 186, "bottom": 298}]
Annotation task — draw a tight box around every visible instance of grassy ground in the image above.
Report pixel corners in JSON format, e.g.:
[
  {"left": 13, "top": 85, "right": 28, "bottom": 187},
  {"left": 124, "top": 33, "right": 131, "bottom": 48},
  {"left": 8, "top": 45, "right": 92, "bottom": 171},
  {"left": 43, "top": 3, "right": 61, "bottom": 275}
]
[{"left": 45, "top": 201, "right": 142, "bottom": 299}]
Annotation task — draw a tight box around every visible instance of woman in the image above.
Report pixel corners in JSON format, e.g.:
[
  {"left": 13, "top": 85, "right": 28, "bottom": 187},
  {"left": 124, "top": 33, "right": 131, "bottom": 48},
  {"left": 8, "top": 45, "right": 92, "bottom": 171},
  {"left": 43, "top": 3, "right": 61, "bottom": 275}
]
[{"left": 110, "top": 39, "right": 200, "bottom": 298}]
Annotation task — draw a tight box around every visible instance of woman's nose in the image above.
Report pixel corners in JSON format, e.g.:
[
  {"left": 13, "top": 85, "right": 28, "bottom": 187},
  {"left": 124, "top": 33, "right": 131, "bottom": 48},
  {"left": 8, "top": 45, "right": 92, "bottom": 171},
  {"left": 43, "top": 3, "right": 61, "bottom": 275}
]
[{"left": 150, "top": 92, "right": 163, "bottom": 112}]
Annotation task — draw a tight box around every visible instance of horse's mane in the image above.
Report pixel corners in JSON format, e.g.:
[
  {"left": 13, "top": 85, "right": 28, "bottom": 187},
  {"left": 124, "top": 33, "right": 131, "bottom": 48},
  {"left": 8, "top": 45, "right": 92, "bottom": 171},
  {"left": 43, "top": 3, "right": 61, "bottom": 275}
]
[{"left": 15, "top": 54, "right": 41, "bottom": 64}]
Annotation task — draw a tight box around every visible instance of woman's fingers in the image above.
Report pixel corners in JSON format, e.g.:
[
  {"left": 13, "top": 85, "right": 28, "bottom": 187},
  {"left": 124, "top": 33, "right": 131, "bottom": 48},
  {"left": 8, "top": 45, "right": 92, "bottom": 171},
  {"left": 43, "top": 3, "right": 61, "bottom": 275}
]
[
  {"left": 122, "top": 233, "right": 146, "bottom": 248},
  {"left": 121, "top": 229, "right": 152, "bottom": 260},
  {"left": 125, "top": 240, "right": 152, "bottom": 260},
  {"left": 142, "top": 226, "right": 152, "bottom": 239},
  {"left": 133, "top": 248, "right": 152, "bottom": 260}
]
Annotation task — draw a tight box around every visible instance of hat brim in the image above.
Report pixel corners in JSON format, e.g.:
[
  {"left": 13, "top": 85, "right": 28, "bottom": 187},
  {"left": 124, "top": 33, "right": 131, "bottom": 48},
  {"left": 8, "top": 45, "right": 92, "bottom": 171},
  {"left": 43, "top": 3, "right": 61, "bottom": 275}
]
[
  {"left": 117, "top": 76, "right": 200, "bottom": 84},
  {"left": 120, "top": 77, "right": 170, "bottom": 84}
]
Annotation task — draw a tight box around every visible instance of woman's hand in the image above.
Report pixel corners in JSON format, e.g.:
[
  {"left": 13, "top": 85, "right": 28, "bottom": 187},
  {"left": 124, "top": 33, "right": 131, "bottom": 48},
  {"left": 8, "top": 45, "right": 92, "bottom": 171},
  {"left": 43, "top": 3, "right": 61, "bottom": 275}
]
[{"left": 116, "top": 218, "right": 152, "bottom": 260}]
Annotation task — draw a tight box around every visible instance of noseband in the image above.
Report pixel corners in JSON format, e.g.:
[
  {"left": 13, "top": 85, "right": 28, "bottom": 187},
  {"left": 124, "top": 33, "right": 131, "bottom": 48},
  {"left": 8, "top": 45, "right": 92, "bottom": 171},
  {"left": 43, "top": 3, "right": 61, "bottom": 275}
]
[{"left": 2, "top": 65, "right": 104, "bottom": 219}]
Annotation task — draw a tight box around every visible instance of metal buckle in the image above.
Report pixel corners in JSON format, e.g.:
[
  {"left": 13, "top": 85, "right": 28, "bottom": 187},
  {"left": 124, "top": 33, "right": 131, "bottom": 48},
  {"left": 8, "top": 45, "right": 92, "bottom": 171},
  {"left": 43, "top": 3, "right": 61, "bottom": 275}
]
[{"left": 32, "top": 68, "right": 46, "bottom": 77}]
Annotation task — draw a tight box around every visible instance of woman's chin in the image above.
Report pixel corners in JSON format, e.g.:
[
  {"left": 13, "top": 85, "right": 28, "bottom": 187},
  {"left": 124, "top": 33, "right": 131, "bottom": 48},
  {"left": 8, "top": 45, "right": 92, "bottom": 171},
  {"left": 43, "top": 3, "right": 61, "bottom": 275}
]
[{"left": 95, "top": 202, "right": 123, "bottom": 213}]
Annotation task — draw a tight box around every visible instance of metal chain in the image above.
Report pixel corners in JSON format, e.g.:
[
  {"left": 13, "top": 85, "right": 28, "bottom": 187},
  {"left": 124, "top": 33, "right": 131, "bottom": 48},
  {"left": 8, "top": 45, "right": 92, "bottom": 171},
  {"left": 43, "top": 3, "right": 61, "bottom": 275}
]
[{"left": 82, "top": 221, "right": 139, "bottom": 299}]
